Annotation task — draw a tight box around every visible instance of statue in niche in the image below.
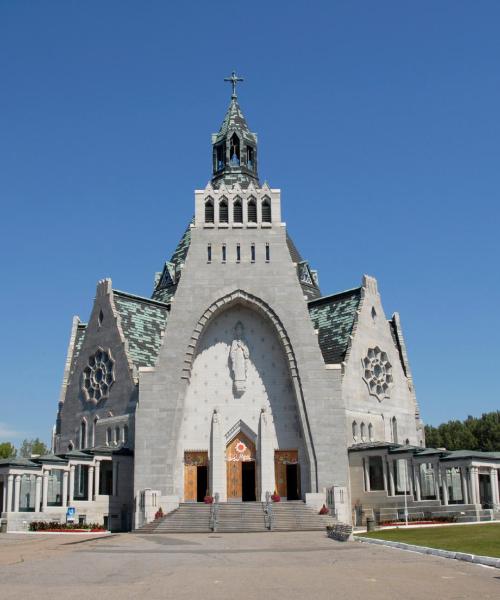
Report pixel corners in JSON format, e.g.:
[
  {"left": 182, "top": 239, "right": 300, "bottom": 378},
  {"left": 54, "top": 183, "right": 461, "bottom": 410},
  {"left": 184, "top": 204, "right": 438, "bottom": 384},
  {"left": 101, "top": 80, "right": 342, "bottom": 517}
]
[{"left": 229, "top": 321, "right": 250, "bottom": 395}]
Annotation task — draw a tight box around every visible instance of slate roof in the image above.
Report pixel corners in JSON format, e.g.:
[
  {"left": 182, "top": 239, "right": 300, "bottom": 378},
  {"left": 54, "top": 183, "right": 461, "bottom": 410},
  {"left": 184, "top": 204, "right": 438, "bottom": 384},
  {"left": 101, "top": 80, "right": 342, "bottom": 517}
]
[
  {"left": 113, "top": 290, "right": 169, "bottom": 369},
  {"left": 308, "top": 287, "right": 362, "bottom": 363},
  {"left": 152, "top": 223, "right": 192, "bottom": 303},
  {"left": 214, "top": 98, "right": 257, "bottom": 145}
]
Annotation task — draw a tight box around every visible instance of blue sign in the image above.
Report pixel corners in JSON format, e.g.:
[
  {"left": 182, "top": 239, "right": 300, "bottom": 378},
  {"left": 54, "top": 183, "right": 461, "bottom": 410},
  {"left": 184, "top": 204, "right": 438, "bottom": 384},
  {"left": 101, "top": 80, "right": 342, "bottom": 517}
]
[{"left": 66, "top": 507, "right": 76, "bottom": 520}]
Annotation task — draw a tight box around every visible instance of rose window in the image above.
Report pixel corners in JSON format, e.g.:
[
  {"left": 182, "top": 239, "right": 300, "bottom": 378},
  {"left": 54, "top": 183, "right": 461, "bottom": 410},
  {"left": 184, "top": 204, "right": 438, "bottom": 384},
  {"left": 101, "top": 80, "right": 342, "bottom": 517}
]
[
  {"left": 362, "top": 346, "right": 393, "bottom": 401},
  {"left": 82, "top": 348, "right": 115, "bottom": 405}
]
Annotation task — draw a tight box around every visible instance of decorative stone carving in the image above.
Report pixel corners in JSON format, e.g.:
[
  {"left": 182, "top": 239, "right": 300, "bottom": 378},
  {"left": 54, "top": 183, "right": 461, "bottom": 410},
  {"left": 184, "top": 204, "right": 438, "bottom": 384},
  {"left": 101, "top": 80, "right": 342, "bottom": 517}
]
[
  {"left": 362, "top": 346, "right": 393, "bottom": 401},
  {"left": 81, "top": 347, "right": 115, "bottom": 405},
  {"left": 229, "top": 321, "right": 249, "bottom": 395}
]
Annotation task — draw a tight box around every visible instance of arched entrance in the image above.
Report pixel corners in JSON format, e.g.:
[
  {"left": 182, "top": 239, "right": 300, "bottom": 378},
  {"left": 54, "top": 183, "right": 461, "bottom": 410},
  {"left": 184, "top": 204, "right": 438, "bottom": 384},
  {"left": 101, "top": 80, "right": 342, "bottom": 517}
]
[{"left": 226, "top": 433, "right": 256, "bottom": 502}]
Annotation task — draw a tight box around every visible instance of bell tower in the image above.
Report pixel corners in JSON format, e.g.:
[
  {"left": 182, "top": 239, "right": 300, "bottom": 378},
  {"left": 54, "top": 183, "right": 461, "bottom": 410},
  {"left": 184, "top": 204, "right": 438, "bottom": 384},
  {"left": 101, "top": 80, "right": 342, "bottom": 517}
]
[{"left": 211, "top": 72, "right": 259, "bottom": 189}]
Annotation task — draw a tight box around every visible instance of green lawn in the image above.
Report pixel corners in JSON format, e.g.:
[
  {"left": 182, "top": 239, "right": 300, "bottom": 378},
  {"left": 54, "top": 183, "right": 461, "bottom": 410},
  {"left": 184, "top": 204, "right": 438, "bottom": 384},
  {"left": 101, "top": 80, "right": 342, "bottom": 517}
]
[{"left": 359, "top": 523, "right": 500, "bottom": 558}]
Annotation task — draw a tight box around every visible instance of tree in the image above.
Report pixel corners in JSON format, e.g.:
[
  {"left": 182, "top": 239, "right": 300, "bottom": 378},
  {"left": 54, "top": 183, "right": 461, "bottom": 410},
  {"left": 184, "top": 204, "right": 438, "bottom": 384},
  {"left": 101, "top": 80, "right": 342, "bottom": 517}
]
[
  {"left": 425, "top": 411, "right": 500, "bottom": 452},
  {"left": 0, "top": 442, "right": 17, "bottom": 459},
  {"left": 19, "top": 438, "right": 48, "bottom": 458}
]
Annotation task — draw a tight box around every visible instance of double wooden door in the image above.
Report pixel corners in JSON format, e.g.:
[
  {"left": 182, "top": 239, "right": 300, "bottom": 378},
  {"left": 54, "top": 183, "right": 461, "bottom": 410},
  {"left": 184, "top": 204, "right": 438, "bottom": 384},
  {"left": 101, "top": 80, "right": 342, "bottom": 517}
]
[{"left": 184, "top": 451, "right": 208, "bottom": 502}]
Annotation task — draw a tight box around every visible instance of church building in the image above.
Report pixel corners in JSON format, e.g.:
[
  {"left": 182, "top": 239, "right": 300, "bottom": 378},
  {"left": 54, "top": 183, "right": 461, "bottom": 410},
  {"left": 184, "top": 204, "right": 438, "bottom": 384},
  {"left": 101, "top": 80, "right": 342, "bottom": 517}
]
[{"left": 1, "top": 75, "right": 498, "bottom": 532}]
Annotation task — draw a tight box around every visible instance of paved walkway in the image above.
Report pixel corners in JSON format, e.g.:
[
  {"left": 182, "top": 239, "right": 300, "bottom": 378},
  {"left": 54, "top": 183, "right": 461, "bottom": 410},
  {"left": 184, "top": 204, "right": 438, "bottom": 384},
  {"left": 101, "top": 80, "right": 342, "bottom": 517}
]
[{"left": 0, "top": 531, "right": 498, "bottom": 599}]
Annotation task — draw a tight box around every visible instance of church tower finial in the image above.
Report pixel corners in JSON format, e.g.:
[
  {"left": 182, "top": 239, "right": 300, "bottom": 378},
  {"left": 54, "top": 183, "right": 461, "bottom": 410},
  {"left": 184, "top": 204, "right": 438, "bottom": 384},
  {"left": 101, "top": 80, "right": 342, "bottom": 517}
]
[
  {"left": 211, "top": 73, "right": 259, "bottom": 189},
  {"left": 224, "top": 71, "right": 244, "bottom": 99}
]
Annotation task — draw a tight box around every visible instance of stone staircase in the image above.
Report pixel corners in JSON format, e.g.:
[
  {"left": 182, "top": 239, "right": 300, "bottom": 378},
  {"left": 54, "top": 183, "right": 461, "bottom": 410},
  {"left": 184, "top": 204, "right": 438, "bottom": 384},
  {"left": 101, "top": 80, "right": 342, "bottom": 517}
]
[
  {"left": 137, "top": 500, "right": 334, "bottom": 533},
  {"left": 271, "top": 501, "right": 335, "bottom": 531},
  {"left": 139, "top": 503, "right": 212, "bottom": 533},
  {"left": 216, "top": 502, "right": 267, "bottom": 532}
]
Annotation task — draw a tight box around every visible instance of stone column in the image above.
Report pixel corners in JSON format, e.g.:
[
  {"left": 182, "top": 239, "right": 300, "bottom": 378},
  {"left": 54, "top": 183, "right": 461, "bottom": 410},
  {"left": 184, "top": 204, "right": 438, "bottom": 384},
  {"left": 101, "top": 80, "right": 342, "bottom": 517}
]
[
  {"left": 112, "top": 461, "right": 118, "bottom": 497},
  {"left": 258, "top": 409, "right": 275, "bottom": 502},
  {"left": 210, "top": 409, "right": 226, "bottom": 501},
  {"left": 69, "top": 465, "right": 75, "bottom": 504},
  {"left": 42, "top": 471, "right": 49, "bottom": 511},
  {"left": 62, "top": 471, "right": 69, "bottom": 508},
  {"left": 413, "top": 464, "right": 421, "bottom": 501},
  {"left": 14, "top": 475, "right": 21, "bottom": 512},
  {"left": 406, "top": 461, "right": 414, "bottom": 497},
  {"left": 88, "top": 466, "right": 94, "bottom": 501},
  {"left": 490, "top": 468, "right": 499, "bottom": 506},
  {"left": 34, "top": 475, "right": 42, "bottom": 512},
  {"left": 363, "top": 458, "right": 371, "bottom": 492},
  {"left": 441, "top": 467, "right": 449, "bottom": 506},
  {"left": 460, "top": 467, "right": 469, "bottom": 504},
  {"left": 474, "top": 467, "right": 481, "bottom": 505},
  {"left": 432, "top": 461, "right": 440, "bottom": 499},
  {"left": 388, "top": 460, "right": 395, "bottom": 496},
  {"left": 94, "top": 461, "right": 101, "bottom": 498},
  {"left": 382, "top": 458, "right": 389, "bottom": 493},
  {"left": 6, "top": 474, "right": 14, "bottom": 513}
]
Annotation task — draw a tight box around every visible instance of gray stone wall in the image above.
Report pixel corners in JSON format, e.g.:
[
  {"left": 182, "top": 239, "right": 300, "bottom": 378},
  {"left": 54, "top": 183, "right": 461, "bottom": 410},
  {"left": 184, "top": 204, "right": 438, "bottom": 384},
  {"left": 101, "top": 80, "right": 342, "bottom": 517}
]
[
  {"left": 57, "top": 280, "right": 137, "bottom": 452},
  {"left": 135, "top": 187, "right": 351, "bottom": 502}
]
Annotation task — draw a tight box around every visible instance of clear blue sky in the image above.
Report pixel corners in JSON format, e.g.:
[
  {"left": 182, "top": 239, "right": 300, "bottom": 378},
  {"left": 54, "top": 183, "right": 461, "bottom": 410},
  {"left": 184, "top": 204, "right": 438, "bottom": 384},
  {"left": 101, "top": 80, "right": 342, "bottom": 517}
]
[{"left": 1, "top": 1, "right": 499, "bottom": 447}]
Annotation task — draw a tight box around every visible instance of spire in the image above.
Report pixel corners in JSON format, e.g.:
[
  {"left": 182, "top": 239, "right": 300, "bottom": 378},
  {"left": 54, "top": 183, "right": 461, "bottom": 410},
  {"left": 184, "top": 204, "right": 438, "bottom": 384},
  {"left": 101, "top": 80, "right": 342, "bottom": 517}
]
[{"left": 211, "top": 73, "right": 259, "bottom": 189}]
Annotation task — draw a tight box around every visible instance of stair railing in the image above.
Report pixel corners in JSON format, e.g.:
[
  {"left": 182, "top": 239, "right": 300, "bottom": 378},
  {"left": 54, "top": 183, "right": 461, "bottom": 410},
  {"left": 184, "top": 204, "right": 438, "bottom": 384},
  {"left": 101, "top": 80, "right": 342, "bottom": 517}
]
[
  {"left": 210, "top": 492, "right": 220, "bottom": 532},
  {"left": 264, "top": 491, "right": 274, "bottom": 531}
]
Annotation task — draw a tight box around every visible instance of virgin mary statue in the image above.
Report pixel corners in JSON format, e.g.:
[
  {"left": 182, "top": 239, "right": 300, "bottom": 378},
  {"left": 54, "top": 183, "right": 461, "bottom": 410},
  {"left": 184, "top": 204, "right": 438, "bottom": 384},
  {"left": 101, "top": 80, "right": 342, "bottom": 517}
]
[{"left": 229, "top": 321, "right": 250, "bottom": 395}]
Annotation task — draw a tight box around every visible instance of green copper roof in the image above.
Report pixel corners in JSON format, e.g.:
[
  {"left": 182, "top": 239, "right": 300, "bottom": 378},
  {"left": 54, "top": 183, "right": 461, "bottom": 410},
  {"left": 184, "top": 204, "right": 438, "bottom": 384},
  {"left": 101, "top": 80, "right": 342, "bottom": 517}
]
[
  {"left": 308, "top": 287, "right": 362, "bottom": 363},
  {"left": 113, "top": 290, "right": 169, "bottom": 369}
]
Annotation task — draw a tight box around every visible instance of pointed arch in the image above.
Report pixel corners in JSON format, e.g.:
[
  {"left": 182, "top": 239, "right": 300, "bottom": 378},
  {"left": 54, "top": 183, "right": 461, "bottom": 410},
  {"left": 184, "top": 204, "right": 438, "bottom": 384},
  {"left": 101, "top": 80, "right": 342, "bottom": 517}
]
[
  {"left": 181, "top": 289, "right": 318, "bottom": 492},
  {"left": 219, "top": 197, "right": 228, "bottom": 223},
  {"left": 247, "top": 197, "right": 257, "bottom": 223},
  {"left": 262, "top": 197, "right": 271, "bottom": 223},
  {"left": 233, "top": 196, "right": 243, "bottom": 223},
  {"left": 204, "top": 197, "right": 214, "bottom": 223}
]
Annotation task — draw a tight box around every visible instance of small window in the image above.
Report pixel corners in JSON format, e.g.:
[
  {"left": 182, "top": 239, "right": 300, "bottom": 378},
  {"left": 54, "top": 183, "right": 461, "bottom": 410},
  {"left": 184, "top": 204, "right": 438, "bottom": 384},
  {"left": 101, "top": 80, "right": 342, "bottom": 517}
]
[
  {"left": 222, "top": 244, "right": 227, "bottom": 263},
  {"left": 368, "top": 423, "right": 374, "bottom": 442},
  {"left": 251, "top": 244, "right": 256, "bottom": 262},
  {"left": 246, "top": 145, "right": 254, "bottom": 169},
  {"left": 219, "top": 199, "right": 228, "bottom": 223},
  {"left": 262, "top": 199, "right": 271, "bottom": 223},
  {"left": 247, "top": 198, "right": 257, "bottom": 223},
  {"left": 207, "top": 244, "right": 212, "bottom": 263},
  {"left": 80, "top": 420, "right": 87, "bottom": 450},
  {"left": 98, "top": 309, "right": 104, "bottom": 327},
  {"left": 360, "top": 422, "right": 366, "bottom": 442},
  {"left": 233, "top": 198, "right": 243, "bottom": 223},
  {"left": 371, "top": 306, "right": 377, "bottom": 322},
  {"left": 352, "top": 421, "right": 358, "bottom": 441},
  {"left": 216, "top": 145, "right": 225, "bottom": 170},
  {"left": 230, "top": 133, "right": 240, "bottom": 164},
  {"left": 106, "top": 428, "right": 112, "bottom": 446},
  {"left": 205, "top": 198, "right": 214, "bottom": 223},
  {"left": 391, "top": 417, "right": 398, "bottom": 444},
  {"left": 236, "top": 244, "right": 241, "bottom": 262},
  {"left": 114, "top": 427, "right": 120, "bottom": 445},
  {"left": 265, "top": 243, "right": 270, "bottom": 262}
]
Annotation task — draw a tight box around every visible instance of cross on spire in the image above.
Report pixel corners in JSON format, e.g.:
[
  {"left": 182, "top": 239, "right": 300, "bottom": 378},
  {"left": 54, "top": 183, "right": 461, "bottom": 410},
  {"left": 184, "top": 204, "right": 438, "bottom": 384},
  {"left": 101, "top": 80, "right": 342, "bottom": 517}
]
[{"left": 224, "top": 71, "right": 244, "bottom": 99}]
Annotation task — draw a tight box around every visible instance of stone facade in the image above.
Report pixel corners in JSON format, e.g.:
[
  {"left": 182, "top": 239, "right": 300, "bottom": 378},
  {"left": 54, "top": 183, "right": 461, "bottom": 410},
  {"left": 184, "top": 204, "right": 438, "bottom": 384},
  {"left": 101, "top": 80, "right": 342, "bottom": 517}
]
[{"left": 5, "top": 82, "right": 497, "bottom": 534}]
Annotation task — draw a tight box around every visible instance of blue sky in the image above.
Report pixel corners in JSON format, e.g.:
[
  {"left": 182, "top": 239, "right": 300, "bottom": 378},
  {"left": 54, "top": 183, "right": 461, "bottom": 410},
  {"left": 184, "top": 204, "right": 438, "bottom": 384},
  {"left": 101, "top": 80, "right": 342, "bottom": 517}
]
[{"left": 0, "top": 1, "right": 499, "bottom": 447}]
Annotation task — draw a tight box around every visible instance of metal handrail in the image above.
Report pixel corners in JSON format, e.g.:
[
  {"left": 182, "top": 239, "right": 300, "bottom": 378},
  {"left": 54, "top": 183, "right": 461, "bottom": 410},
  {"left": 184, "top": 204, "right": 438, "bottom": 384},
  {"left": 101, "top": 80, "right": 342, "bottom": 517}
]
[
  {"left": 209, "top": 492, "right": 220, "bottom": 532},
  {"left": 264, "top": 491, "right": 274, "bottom": 531}
]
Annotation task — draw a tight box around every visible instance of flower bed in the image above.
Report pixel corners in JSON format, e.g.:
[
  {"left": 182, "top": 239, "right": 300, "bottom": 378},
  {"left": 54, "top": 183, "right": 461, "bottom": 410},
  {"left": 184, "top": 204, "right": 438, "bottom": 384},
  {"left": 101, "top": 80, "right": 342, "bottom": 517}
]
[{"left": 29, "top": 521, "right": 106, "bottom": 532}]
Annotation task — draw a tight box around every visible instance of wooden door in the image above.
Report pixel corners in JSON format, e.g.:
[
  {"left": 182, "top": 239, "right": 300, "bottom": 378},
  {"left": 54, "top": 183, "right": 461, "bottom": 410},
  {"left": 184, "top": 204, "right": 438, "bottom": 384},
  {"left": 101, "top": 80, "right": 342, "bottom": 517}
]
[
  {"left": 184, "top": 451, "right": 208, "bottom": 502},
  {"left": 274, "top": 450, "right": 299, "bottom": 498},
  {"left": 227, "top": 461, "right": 242, "bottom": 499},
  {"left": 226, "top": 434, "right": 256, "bottom": 500}
]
